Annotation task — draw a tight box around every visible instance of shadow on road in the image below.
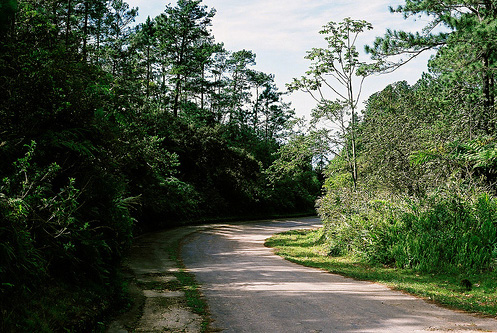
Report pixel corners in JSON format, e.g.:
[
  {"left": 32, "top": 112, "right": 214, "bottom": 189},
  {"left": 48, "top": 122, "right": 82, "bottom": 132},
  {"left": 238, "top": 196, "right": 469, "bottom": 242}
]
[{"left": 181, "top": 217, "right": 497, "bottom": 333}]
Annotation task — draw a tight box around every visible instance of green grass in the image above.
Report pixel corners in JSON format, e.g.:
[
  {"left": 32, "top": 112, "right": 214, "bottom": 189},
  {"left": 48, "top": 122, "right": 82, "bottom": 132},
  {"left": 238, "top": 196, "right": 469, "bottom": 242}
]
[
  {"left": 175, "top": 269, "right": 209, "bottom": 316},
  {"left": 265, "top": 228, "right": 497, "bottom": 317},
  {"left": 166, "top": 236, "right": 211, "bottom": 332}
]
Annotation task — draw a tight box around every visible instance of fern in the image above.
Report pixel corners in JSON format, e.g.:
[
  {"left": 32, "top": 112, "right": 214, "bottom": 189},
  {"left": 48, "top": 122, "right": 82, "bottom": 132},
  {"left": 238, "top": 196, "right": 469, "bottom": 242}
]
[
  {"left": 46, "top": 129, "right": 100, "bottom": 158},
  {"left": 409, "top": 149, "right": 439, "bottom": 165},
  {"left": 450, "top": 137, "right": 497, "bottom": 170}
]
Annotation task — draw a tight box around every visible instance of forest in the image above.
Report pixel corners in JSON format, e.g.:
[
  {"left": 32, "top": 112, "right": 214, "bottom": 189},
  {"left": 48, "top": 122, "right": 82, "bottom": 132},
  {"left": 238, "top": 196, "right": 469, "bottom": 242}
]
[
  {"left": 297, "top": 2, "right": 497, "bottom": 275},
  {"left": 1, "top": 0, "right": 497, "bottom": 331},
  {"left": 0, "top": 0, "right": 320, "bottom": 330}
]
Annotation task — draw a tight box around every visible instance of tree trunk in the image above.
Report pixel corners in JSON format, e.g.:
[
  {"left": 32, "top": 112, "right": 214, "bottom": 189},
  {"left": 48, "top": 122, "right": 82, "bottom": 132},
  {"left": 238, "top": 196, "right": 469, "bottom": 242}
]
[
  {"left": 254, "top": 85, "right": 259, "bottom": 130},
  {"left": 348, "top": 78, "right": 358, "bottom": 190},
  {"left": 95, "top": 16, "right": 101, "bottom": 64},
  {"left": 483, "top": 52, "right": 491, "bottom": 134},
  {"left": 82, "top": 0, "right": 88, "bottom": 62},
  {"left": 173, "top": 74, "right": 181, "bottom": 117},
  {"left": 65, "top": 0, "right": 72, "bottom": 49},
  {"left": 146, "top": 44, "right": 150, "bottom": 99},
  {"left": 201, "top": 63, "right": 205, "bottom": 110},
  {"left": 349, "top": 102, "right": 358, "bottom": 191}
]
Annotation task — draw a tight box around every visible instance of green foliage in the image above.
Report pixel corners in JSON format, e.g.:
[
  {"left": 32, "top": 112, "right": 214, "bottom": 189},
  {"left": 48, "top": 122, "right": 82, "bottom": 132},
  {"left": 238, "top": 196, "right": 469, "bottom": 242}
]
[
  {"left": 169, "top": 122, "right": 263, "bottom": 217},
  {"left": 265, "top": 134, "right": 322, "bottom": 213},
  {"left": 318, "top": 72, "right": 497, "bottom": 274},
  {"left": 0, "top": 142, "right": 135, "bottom": 294},
  {"left": 317, "top": 185, "right": 497, "bottom": 274},
  {"left": 0, "top": 0, "right": 316, "bottom": 330},
  {"left": 1, "top": 142, "right": 66, "bottom": 290},
  {"left": 154, "top": 0, "right": 216, "bottom": 116},
  {"left": 366, "top": 1, "right": 497, "bottom": 133},
  {"left": 410, "top": 136, "right": 497, "bottom": 187},
  {"left": 389, "top": 192, "right": 497, "bottom": 272},
  {"left": 449, "top": 137, "right": 497, "bottom": 182},
  {"left": 361, "top": 80, "right": 437, "bottom": 195}
]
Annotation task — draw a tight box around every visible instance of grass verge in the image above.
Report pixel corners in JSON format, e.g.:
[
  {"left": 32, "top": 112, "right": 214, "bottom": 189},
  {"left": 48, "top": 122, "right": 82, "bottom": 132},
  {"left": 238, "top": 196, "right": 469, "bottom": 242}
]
[
  {"left": 265, "top": 228, "right": 497, "bottom": 317},
  {"left": 167, "top": 233, "right": 211, "bottom": 332}
]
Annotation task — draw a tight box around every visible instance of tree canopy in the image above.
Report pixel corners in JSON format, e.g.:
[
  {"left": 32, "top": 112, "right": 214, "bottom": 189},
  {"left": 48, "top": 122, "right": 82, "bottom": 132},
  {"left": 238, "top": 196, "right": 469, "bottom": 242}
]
[
  {"left": 0, "top": 1, "right": 319, "bottom": 331},
  {"left": 3, "top": 0, "right": 497, "bottom": 330}
]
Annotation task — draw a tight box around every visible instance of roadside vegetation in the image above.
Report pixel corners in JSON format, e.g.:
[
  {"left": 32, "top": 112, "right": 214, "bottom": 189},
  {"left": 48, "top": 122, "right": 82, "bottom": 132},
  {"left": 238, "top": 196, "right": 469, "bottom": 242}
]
[
  {"left": 266, "top": 228, "right": 497, "bottom": 316},
  {"left": 0, "top": 0, "right": 318, "bottom": 331},
  {"left": 2, "top": 0, "right": 497, "bottom": 330},
  {"left": 164, "top": 231, "right": 210, "bottom": 331},
  {"left": 284, "top": 0, "right": 497, "bottom": 317}
]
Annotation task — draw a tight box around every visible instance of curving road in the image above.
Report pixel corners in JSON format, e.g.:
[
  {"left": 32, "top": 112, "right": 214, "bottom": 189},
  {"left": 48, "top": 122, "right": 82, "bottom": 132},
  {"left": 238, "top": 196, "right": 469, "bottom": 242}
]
[{"left": 181, "top": 217, "right": 497, "bottom": 332}]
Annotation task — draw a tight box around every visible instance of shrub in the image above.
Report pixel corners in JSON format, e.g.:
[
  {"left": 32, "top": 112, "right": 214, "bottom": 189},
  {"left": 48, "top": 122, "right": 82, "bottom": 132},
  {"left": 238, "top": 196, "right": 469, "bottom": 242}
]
[
  {"left": 0, "top": 142, "right": 134, "bottom": 295},
  {"left": 391, "top": 193, "right": 497, "bottom": 273},
  {"left": 318, "top": 186, "right": 497, "bottom": 273}
]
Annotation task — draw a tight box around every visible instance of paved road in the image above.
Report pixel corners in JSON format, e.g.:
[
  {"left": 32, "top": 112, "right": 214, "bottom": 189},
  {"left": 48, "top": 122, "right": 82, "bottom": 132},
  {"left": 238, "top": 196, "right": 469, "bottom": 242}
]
[{"left": 181, "top": 217, "right": 497, "bottom": 332}]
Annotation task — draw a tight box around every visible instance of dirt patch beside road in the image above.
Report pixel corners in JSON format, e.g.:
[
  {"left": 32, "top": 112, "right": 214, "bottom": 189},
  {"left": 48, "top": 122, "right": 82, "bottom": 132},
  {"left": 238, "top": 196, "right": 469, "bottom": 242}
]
[{"left": 106, "top": 225, "right": 211, "bottom": 333}]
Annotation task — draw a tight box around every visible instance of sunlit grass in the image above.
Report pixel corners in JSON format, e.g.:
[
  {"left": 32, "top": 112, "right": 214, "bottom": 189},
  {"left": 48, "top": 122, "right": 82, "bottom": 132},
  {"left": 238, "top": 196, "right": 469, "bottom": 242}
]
[{"left": 265, "top": 228, "right": 497, "bottom": 317}]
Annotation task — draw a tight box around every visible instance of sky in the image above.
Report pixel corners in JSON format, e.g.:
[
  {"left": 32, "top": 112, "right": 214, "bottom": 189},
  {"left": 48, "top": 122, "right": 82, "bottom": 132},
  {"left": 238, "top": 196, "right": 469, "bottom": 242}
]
[{"left": 125, "top": 0, "right": 435, "bottom": 119}]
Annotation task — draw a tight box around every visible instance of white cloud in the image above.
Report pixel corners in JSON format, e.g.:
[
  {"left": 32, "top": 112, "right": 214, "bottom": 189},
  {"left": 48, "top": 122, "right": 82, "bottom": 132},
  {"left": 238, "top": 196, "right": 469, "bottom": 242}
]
[{"left": 205, "top": 0, "right": 332, "bottom": 52}]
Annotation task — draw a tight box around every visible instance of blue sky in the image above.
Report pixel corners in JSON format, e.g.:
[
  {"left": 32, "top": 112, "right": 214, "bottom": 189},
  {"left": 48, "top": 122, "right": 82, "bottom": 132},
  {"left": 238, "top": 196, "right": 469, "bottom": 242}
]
[{"left": 126, "top": 0, "right": 434, "bottom": 118}]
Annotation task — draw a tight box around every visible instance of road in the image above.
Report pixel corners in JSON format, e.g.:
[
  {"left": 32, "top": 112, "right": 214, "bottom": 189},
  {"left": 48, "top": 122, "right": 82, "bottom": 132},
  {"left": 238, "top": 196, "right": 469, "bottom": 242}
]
[{"left": 181, "top": 216, "right": 497, "bottom": 332}]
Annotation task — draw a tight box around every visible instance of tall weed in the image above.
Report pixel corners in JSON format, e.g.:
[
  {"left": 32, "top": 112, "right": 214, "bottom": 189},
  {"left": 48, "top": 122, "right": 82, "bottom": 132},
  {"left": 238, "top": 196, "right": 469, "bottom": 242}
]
[
  {"left": 318, "top": 187, "right": 497, "bottom": 273},
  {"left": 392, "top": 193, "right": 497, "bottom": 272}
]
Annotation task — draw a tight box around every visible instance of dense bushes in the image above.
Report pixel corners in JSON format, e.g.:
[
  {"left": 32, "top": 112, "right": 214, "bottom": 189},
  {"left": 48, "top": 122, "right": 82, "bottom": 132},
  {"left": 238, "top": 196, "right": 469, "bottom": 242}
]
[
  {"left": 318, "top": 188, "right": 497, "bottom": 273},
  {"left": 0, "top": 1, "right": 321, "bottom": 329},
  {"left": 0, "top": 140, "right": 135, "bottom": 288},
  {"left": 317, "top": 75, "right": 497, "bottom": 274},
  {"left": 388, "top": 193, "right": 497, "bottom": 272}
]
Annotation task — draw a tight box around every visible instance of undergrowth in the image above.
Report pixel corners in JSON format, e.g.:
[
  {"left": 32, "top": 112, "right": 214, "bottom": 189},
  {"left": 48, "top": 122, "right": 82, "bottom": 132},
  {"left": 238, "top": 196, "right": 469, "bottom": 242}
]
[{"left": 317, "top": 188, "right": 497, "bottom": 274}]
